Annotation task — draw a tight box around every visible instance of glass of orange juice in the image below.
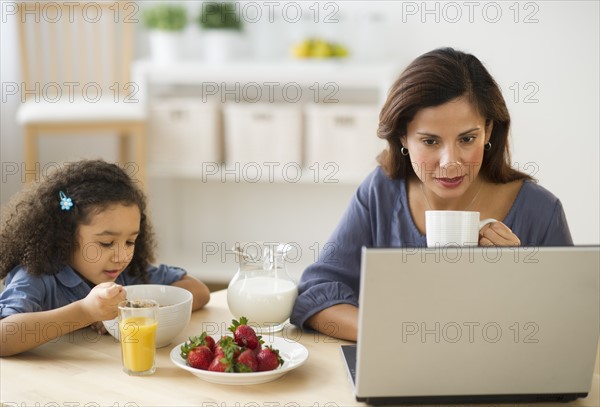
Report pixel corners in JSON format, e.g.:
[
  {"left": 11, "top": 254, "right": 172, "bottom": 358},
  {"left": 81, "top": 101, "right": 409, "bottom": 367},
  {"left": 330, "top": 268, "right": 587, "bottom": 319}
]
[{"left": 118, "top": 299, "right": 159, "bottom": 376}]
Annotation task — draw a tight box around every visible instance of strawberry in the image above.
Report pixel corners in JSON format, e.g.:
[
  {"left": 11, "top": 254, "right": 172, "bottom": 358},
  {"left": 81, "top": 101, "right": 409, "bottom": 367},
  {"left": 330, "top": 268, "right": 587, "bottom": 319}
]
[
  {"left": 229, "top": 316, "right": 261, "bottom": 350},
  {"left": 187, "top": 345, "right": 213, "bottom": 370},
  {"left": 180, "top": 332, "right": 216, "bottom": 359},
  {"left": 208, "top": 356, "right": 228, "bottom": 372},
  {"left": 215, "top": 336, "right": 240, "bottom": 359},
  {"left": 208, "top": 336, "right": 238, "bottom": 372},
  {"left": 203, "top": 335, "right": 216, "bottom": 352},
  {"left": 236, "top": 348, "right": 258, "bottom": 372},
  {"left": 213, "top": 344, "right": 224, "bottom": 360},
  {"left": 252, "top": 341, "right": 262, "bottom": 356},
  {"left": 256, "top": 345, "right": 284, "bottom": 372}
]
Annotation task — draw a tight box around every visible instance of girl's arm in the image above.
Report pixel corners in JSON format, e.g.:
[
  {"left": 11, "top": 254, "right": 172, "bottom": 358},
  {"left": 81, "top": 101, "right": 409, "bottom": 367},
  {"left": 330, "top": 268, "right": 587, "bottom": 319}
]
[
  {"left": 1, "top": 301, "right": 93, "bottom": 356},
  {"left": 0, "top": 283, "right": 125, "bottom": 357},
  {"left": 171, "top": 275, "right": 210, "bottom": 311}
]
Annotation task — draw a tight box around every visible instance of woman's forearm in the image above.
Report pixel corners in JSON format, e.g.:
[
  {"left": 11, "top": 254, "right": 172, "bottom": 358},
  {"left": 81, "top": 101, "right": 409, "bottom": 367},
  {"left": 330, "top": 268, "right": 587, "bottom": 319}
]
[{"left": 306, "top": 303, "right": 359, "bottom": 342}]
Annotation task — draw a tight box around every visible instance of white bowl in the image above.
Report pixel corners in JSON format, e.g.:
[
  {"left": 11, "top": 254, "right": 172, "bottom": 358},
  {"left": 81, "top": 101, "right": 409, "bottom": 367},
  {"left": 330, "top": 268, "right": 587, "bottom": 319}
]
[{"left": 103, "top": 284, "right": 192, "bottom": 348}]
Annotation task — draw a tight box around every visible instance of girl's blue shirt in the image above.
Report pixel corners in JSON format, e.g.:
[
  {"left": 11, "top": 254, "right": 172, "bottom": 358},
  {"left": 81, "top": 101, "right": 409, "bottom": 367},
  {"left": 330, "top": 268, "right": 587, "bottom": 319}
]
[
  {"left": 0, "top": 264, "right": 186, "bottom": 318},
  {"left": 290, "top": 167, "right": 573, "bottom": 329}
]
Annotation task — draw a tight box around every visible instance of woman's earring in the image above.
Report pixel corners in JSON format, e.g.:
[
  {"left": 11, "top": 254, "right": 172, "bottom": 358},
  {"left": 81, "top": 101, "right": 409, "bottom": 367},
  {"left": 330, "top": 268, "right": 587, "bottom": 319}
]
[
  {"left": 484, "top": 142, "right": 492, "bottom": 151},
  {"left": 400, "top": 146, "right": 409, "bottom": 156}
]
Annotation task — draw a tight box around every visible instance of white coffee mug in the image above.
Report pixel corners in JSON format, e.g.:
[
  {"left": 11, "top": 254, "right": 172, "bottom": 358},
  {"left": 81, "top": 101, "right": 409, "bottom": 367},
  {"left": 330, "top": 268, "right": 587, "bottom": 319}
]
[{"left": 425, "top": 211, "right": 497, "bottom": 247}]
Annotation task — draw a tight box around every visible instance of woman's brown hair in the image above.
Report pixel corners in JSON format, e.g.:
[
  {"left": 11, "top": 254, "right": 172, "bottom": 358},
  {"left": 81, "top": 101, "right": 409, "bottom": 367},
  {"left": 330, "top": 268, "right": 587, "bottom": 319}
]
[
  {"left": 377, "top": 47, "right": 533, "bottom": 183},
  {"left": 0, "top": 160, "right": 155, "bottom": 280}
]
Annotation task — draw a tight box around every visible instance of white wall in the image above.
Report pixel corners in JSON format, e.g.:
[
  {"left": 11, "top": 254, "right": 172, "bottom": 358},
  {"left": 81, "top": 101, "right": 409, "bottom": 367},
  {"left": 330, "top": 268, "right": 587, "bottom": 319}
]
[
  {"left": 1, "top": 1, "right": 598, "bottom": 247},
  {"left": 1, "top": 3, "right": 21, "bottom": 202}
]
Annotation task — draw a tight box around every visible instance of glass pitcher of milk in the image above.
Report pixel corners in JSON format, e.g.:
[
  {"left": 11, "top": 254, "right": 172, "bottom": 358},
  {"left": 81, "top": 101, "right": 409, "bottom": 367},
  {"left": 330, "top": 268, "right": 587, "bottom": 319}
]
[{"left": 227, "top": 242, "right": 298, "bottom": 333}]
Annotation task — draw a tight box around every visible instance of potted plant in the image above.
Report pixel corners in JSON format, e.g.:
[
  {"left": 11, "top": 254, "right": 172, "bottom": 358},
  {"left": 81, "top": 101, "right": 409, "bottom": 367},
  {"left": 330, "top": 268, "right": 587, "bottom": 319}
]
[
  {"left": 143, "top": 4, "right": 188, "bottom": 64},
  {"left": 198, "top": 2, "right": 244, "bottom": 63}
]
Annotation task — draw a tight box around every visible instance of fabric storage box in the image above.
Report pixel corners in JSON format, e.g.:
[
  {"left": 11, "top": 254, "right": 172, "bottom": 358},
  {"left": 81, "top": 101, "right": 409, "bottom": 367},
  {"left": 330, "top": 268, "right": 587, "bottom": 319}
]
[
  {"left": 305, "top": 104, "right": 386, "bottom": 182},
  {"left": 224, "top": 104, "right": 303, "bottom": 167},
  {"left": 149, "top": 98, "right": 221, "bottom": 169}
]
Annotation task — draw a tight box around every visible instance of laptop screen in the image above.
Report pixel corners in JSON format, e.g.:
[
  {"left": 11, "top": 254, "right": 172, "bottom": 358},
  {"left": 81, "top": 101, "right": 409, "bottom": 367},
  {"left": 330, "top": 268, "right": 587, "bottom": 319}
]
[{"left": 348, "top": 246, "right": 599, "bottom": 405}]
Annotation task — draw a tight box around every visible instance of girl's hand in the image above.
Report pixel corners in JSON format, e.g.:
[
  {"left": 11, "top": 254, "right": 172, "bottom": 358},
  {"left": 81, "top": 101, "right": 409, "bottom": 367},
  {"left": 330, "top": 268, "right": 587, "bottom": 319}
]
[
  {"left": 81, "top": 282, "right": 126, "bottom": 322},
  {"left": 90, "top": 321, "right": 108, "bottom": 334},
  {"left": 479, "top": 221, "right": 521, "bottom": 247}
]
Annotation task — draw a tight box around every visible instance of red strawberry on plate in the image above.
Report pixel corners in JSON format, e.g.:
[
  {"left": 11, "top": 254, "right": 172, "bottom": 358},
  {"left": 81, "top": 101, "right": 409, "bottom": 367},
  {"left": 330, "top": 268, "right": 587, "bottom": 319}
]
[
  {"left": 180, "top": 332, "right": 216, "bottom": 360},
  {"left": 203, "top": 335, "right": 216, "bottom": 352},
  {"left": 215, "top": 336, "right": 240, "bottom": 359},
  {"left": 187, "top": 345, "right": 213, "bottom": 370},
  {"left": 229, "top": 316, "right": 261, "bottom": 350},
  {"left": 213, "top": 344, "right": 224, "bottom": 360},
  {"left": 236, "top": 348, "right": 258, "bottom": 372},
  {"left": 208, "top": 356, "right": 228, "bottom": 372},
  {"left": 252, "top": 341, "right": 262, "bottom": 356},
  {"left": 256, "top": 345, "right": 284, "bottom": 372},
  {"left": 208, "top": 336, "right": 238, "bottom": 372}
]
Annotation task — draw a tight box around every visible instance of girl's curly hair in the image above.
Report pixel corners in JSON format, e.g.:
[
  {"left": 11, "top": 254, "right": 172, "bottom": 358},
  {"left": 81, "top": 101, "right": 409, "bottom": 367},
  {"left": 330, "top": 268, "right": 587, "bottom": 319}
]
[{"left": 0, "top": 160, "right": 156, "bottom": 280}]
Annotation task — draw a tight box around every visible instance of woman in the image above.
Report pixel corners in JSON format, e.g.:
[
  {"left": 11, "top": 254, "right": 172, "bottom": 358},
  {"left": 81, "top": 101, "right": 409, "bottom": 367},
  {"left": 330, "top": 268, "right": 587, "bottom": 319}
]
[{"left": 290, "top": 47, "right": 572, "bottom": 341}]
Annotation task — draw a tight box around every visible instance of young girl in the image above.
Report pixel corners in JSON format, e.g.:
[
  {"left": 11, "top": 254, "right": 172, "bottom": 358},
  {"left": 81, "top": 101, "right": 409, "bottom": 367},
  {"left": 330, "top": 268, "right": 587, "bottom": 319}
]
[{"left": 0, "top": 159, "right": 210, "bottom": 356}]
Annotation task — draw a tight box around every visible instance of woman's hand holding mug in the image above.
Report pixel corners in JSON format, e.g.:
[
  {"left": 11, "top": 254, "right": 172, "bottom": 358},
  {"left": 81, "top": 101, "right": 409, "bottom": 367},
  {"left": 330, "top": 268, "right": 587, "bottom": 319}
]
[{"left": 479, "top": 221, "right": 521, "bottom": 247}]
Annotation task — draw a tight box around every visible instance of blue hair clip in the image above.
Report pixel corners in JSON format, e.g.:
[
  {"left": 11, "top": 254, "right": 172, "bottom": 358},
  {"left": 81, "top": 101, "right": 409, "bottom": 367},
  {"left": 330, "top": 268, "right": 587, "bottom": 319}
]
[{"left": 59, "top": 191, "right": 73, "bottom": 211}]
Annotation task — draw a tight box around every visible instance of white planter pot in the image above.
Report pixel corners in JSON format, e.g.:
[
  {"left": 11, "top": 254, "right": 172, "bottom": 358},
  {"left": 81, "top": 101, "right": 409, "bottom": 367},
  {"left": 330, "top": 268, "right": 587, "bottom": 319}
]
[
  {"left": 202, "top": 30, "right": 243, "bottom": 63},
  {"left": 149, "top": 31, "right": 183, "bottom": 65}
]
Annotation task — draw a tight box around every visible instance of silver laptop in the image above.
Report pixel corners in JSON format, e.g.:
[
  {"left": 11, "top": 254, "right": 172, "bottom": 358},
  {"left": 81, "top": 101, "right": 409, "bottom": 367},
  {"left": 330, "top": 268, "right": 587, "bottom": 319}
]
[{"left": 342, "top": 246, "right": 600, "bottom": 405}]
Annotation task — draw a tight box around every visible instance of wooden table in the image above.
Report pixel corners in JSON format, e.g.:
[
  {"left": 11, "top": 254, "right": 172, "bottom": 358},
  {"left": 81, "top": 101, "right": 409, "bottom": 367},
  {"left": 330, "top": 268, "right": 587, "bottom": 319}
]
[{"left": 1, "top": 290, "right": 599, "bottom": 406}]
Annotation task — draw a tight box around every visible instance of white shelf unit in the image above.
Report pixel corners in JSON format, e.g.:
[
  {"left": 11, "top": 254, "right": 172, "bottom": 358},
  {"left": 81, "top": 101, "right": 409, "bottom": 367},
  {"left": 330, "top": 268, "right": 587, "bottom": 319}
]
[
  {"left": 133, "top": 60, "right": 400, "bottom": 101},
  {"left": 135, "top": 60, "right": 401, "bottom": 285}
]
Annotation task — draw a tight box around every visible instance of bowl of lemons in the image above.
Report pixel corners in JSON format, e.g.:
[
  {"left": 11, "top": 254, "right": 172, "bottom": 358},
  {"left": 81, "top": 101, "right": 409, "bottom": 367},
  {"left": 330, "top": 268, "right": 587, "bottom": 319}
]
[{"left": 291, "top": 38, "right": 349, "bottom": 59}]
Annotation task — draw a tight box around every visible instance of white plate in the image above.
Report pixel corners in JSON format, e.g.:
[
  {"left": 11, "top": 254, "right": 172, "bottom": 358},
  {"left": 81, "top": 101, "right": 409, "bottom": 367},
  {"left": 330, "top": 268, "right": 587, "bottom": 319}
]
[{"left": 169, "top": 337, "right": 309, "bottom": 385}]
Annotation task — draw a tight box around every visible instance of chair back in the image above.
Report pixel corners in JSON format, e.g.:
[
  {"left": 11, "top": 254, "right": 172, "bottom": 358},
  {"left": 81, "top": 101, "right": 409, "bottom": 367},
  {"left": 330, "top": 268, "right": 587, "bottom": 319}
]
[{"left": 16, "top": 1, "right": 136, "bottom": 102}]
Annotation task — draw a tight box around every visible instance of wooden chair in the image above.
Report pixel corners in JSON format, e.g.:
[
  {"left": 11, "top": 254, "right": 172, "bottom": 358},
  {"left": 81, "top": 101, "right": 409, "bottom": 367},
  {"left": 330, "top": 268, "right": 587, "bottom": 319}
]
[{"left": 15, "top": 1, "right": 146, "bottom": 185}]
